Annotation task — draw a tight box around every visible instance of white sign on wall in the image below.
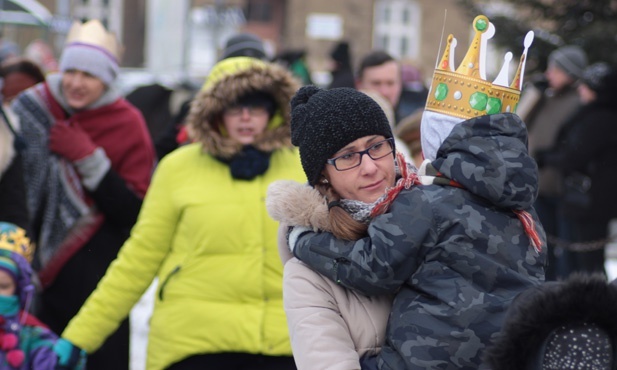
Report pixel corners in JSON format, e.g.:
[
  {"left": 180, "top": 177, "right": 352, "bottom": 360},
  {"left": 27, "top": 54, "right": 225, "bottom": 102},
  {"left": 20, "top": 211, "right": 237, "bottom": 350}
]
[{"left": 306, "top": 13, "right": 343, "bottom": 40}]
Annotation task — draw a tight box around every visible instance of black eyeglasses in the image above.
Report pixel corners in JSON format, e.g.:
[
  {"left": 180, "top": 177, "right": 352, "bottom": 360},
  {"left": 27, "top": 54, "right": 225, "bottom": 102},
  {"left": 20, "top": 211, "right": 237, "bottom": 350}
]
[{"left": 326, "top": 138, "right": 395, "bottom": 171}]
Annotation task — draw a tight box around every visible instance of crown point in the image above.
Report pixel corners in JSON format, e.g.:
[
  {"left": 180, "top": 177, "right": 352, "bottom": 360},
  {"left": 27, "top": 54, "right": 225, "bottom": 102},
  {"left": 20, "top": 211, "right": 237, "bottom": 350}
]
[
  {"left": 475, "top": 17, "right": 489, "bottom": 32},
  {"left": 426, "top": 15, "right": 532, "bottom": 119}
]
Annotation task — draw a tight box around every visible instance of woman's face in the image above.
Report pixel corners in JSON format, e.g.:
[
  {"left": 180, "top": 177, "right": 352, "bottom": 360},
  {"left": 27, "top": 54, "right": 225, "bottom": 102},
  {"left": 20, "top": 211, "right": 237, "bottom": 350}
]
[
  {"left": 222, "top": 105, "right": 270, "bottom": 145},
  {"left": 323, "top": 135, "right": 396, "bottom": 203},
  {"left": 61, "top": 69, "right": 106, "bottom": 110},
  {"left": 0, "top": 270, "right": 16, "bottom": 296}
]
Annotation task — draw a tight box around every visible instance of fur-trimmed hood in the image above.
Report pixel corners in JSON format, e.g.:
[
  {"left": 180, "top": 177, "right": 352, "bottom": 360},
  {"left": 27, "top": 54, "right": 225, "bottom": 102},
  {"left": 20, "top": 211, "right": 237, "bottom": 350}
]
[
  {"left": 186, "top": 57, "right": 300, "bottom": 159},
  {"left": 483, "top": 273, "right": 617, "bottom": 370}
]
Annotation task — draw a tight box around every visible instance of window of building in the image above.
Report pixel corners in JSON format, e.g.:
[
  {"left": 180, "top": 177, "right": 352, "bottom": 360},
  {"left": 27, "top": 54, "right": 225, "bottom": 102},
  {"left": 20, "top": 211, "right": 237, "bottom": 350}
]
[
  {"left": 382, "top": 35, "right": 389, "bottom": 50},
  {"left": 400, "top": 36, "right": 408, "bottom": 56},
  {"left": 245, "top": 1, "right": 272, "bottom": 23},
  {"left": 402, "top": 8, "right": 409, "bottom": 24},
  {"left": 383, "top": 7, "right": 390, "bottom": 23}
]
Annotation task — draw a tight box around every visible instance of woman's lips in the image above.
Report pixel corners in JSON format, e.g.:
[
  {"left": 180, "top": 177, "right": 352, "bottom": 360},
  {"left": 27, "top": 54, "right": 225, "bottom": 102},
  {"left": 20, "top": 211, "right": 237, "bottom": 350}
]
[{"left": 362, "top": 179, "right": 384, "bottom": 191}]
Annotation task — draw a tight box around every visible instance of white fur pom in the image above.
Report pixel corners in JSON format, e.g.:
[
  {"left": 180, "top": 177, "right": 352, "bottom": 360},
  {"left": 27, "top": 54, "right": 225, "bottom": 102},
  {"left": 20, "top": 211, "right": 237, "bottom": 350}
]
[{"left": 266, "top": 180, "right": 331, "bottom": 232}]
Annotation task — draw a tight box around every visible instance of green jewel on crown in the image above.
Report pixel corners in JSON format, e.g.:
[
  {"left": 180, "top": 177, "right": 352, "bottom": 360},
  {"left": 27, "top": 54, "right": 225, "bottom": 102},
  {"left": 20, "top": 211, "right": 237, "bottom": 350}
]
[
  {"left": 435, "top": 83, "right": 448, "bottom": 101},
  {"left": 469, "top": 92, "right": 488, "bottom": 110},
  {"left": 486, "top": 97, "right": 502, "bottom": 114}
]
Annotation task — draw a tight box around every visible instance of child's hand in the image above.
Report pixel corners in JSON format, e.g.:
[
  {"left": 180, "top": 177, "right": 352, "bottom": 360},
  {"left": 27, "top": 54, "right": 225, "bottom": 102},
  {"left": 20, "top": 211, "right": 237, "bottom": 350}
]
[{"left": 53, "top": 338, "right": 86, "bottom": 370}]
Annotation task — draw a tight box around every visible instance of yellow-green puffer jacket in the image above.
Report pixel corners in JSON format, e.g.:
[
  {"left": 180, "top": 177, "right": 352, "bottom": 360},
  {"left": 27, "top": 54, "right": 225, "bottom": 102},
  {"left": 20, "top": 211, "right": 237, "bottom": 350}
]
[{"left": 61, "top": 57, "right": 305, "bottom": 370}]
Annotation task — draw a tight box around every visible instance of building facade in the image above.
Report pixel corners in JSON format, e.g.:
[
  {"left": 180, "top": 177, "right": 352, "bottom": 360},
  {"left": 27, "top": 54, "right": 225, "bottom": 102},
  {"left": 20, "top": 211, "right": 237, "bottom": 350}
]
[{"left": 22, "top": 0, "right": 473, "bottom": 83}]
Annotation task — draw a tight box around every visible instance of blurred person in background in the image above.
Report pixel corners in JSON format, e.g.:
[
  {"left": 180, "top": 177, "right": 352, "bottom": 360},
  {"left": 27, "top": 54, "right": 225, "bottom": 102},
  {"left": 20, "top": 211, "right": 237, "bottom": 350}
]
[
  {"left": 327, "top": 41, "right": 355, "bottom": 89},
  {"left": 272, "top": 49, "right": 313, "bottom": 86},
  {"left": 56, "top": 56, "right": 304, "bottom": 370},
  {"left": 397, "top": 60, "right": 428, "bottom": 120},
  {"left": 0, "top": 57, "right": 45, "bottom": 103},
  {"left": 536, "top": 63, "right": 617, "bottom": 277},
  {"left": 155, "top": 32, "right": 269, "bottom": 160},
  {"left": 0, "top": 92, "right": 27, "bottom": 231},
  {"left": 518, "top": 45, "right": 588, "bottom": 280},
  {"left": 355, "top": 51, "right": 404, "bottom": 123},
  {"left": 10, "top": 20, "right": 156, "bottom": 370},
  {"left": 395, "top": 108, "right": 424, "bottom": 168},
  {"left": 0, "top": 222, "right": 86, "bottom": 370}
]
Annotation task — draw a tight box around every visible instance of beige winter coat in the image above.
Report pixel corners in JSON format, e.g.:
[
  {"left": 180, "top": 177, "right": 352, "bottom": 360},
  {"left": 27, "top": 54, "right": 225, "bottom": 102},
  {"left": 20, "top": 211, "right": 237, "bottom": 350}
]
[{"left": 268, "top": 181, "right": 392, "bottom": 370}]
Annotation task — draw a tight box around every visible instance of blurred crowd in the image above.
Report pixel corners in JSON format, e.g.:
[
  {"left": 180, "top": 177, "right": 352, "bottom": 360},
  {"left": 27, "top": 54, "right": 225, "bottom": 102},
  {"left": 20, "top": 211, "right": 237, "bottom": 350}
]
[{"left": 0, "top": 16, "right": 616, "bottom": 370}]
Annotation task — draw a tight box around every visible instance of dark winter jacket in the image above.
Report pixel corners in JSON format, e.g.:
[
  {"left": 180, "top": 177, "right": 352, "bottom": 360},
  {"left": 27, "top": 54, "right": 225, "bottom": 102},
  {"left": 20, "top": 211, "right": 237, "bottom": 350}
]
[
  {"left": 0, "top": 108, "right": 28, "bottom": 230},
  {"left": 541, "top": 92, "right": 617, "bottom": 223},
  {"left": 293, "top": 113, "right": 546, "bottom": 369}
]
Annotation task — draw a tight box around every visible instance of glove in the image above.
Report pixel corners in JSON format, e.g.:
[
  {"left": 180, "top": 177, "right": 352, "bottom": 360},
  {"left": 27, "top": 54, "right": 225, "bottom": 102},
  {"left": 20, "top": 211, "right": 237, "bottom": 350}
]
[
  {"left": 53, "top": 338, "right": 86, "bottom": 370},
  {"left": 287, "top": 225, "right": 312, "bottom": 254},
  {"left": 49, "top": 121, "right": 97, "bottom": 162}
]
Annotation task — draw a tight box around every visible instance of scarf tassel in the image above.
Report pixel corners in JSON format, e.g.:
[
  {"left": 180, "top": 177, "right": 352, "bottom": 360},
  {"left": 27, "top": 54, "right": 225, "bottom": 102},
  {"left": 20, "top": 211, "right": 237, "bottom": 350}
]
[{"left": 513, "top": 209, "right": 543, "bottom": 253}]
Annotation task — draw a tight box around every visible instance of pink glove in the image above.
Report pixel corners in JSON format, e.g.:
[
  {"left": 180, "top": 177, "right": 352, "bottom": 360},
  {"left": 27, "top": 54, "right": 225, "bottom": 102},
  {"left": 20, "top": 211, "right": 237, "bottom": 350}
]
[{"left": 49, "top": 121, "right": 97, "bottom": 162}]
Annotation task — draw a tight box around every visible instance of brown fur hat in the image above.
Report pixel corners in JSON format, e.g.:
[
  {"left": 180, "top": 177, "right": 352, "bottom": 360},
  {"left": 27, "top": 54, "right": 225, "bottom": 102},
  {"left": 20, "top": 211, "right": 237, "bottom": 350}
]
[{"left": 186, "top": 57, "right": 300, "bottom": 159}]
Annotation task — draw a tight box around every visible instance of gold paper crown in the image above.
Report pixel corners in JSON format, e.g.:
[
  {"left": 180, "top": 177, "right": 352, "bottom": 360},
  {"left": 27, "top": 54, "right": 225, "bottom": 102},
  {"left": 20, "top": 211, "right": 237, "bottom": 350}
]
[
  {"left": 0, "top": 225, "right": 33, "bottom": 263},
  {"left": 425, "top": 15, "right": 534, "bottom": 119},
  {"left": 65, "top": 19, "right": 121, "bottom": 61}
]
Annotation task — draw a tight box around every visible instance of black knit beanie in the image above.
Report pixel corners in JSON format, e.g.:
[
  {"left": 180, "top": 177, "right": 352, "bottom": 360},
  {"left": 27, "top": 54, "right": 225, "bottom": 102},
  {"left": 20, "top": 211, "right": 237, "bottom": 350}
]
[
  {"left": 581, "top": 62, "right": 617, "bottom": 95},
  {"left": 290, "top": 86, "right": 393, "bottom": 186}
]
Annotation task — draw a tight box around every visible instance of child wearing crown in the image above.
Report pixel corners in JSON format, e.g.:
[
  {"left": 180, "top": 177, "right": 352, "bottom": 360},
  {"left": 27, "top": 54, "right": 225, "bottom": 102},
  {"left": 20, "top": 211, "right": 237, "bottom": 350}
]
[{"left": 0, "top": 222, "right": 85, "bottom": 370}]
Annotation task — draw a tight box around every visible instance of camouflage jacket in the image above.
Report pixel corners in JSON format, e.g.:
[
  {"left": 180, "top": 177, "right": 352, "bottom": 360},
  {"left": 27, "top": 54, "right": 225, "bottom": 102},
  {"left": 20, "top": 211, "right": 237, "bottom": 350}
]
[{"left": 293, "top": 113, "right": 547, "bottom": 370}]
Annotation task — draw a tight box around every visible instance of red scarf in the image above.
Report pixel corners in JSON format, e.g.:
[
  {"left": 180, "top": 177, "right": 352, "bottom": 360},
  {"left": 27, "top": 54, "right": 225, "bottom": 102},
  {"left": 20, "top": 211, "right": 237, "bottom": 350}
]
[{"left": 370, "top": 152, "right": 422, "bottom": 218}]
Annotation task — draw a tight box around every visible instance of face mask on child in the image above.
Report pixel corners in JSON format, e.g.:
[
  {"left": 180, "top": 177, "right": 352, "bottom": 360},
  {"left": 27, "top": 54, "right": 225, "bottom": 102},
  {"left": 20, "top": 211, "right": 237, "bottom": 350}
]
[{"left": 0, "top": 294, "right": 19, "bottom": 316}]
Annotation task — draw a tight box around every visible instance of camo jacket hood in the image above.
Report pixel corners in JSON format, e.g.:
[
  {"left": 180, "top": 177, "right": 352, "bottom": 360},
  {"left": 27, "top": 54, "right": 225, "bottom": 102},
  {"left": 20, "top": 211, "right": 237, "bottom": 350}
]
[
  {"left": 292, "top": 112, "right": 546, "bottom": 369},
  {"left": 432, "top": 113, "right": 538, "bottom": 210},
  {"left": 186, "top": 57, "right": 300, "bottom": 159}
]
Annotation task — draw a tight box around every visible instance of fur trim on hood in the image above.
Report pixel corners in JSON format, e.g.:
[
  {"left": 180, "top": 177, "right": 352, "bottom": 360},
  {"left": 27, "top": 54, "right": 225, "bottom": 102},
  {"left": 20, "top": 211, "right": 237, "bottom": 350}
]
[
  {"left": 266, "top": 180, "right": 331, "bottom": 233},
  {"left": 483, "top": 273, "right": 617, "bottom": 370},
  {"left": 186, "top": 57, "right": 300, "bottom": 159}
]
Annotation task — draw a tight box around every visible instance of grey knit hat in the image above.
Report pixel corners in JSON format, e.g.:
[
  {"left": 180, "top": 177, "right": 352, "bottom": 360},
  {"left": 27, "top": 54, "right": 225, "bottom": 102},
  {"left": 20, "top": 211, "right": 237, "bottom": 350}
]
[
  {"left": 548, "top": 45, "right": 588, "bottom": 79},
  {"left": 290, "top": 86, "right": 393, "bottom": 186},
  {"left": 221, "top": 33, "right": 266, "bottom": 60},
  {"left": 59, "top": 43, "right": 119, "bottom": 86}
]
